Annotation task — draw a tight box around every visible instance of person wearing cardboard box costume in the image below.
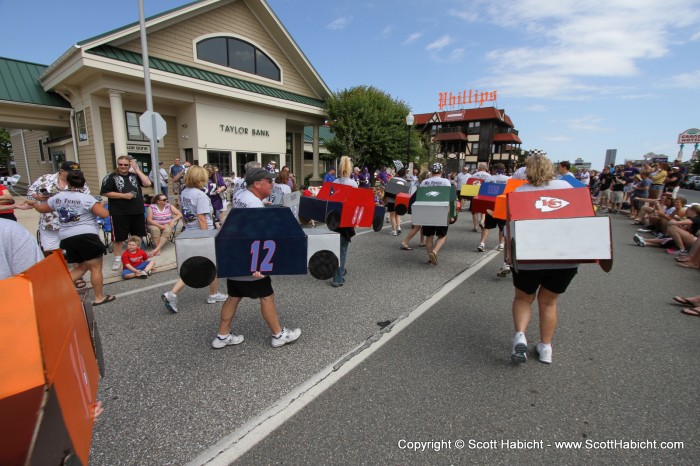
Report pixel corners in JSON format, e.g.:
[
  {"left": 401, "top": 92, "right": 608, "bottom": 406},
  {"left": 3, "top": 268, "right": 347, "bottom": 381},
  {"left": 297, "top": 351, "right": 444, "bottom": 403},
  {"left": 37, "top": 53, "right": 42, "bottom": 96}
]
[
  {"left": 213, "top": 167, "right": 301, "bottom": 348},
  {"left": 506, "top": 151, "right": 577, "bottom": 365},
  {"left": 421, "top": 163, "right": 452, "bottom": 265},
  {"left": 330, "top": 156, "right": 358, "bottom": 287}
]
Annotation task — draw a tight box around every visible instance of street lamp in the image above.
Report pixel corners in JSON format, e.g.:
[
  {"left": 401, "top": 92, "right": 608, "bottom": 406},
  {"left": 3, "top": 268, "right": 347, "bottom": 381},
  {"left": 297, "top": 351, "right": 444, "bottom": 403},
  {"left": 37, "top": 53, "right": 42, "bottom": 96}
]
[{"left": 405, "top": 112, "right": 414, "bottom": 167}]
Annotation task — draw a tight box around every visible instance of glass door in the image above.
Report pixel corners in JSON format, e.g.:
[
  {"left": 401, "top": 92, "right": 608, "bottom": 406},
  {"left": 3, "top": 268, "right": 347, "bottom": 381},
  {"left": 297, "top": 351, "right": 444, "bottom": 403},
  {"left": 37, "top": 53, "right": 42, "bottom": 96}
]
[{"left": 236, "top": 152, "right": 257, "bottom": 177}]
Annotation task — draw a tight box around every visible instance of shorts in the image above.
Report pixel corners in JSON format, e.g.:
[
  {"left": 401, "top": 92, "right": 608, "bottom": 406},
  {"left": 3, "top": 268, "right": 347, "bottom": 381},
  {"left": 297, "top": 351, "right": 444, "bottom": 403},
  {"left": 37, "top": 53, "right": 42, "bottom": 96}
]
[
  {"left": 483, "top": 213, "right": 505, "bottom": 231},
  {"left": 227, "top": 276, "right": 274, "bottom": 299},
  {"left": 60, "top": 233, "right": 106, "bottom": 263},
  {"left": 650, "top": 184, "right": 664, "bottom": 192},
  {"left": 623, "top": 185, "right": 633, "bottom": 193},
  {"left": 421, "top": 225, "right": 448, "bottom": 237},
  {"left": 610, "top": 191, "right": 623, "bottom": 203},
  {"left": 122, "top": 260, "right": 150, "bottom": 278},
  {"left": 598, "top": 189, "right": 611, "bottom": 200},
  {"left": 386, "top": 202, "right": 396, "bottom": 213},
  {"left": 512, "top": 267, "right": 578, "bottom": 295},
  {"left": 39, "top": 228, "right": 61, "bottom": 251},
  {"left": 112, "top": 214, "right": 146, "bottom": 242}
]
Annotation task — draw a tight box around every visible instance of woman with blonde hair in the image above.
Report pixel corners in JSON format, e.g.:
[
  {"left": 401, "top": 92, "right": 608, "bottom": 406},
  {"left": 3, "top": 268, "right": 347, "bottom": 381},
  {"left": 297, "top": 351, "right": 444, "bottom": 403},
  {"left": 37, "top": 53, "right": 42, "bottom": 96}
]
[
  {"left": 161, "top": 164, "right": 227, "bottom": 312},
  {"left": 506, "top": 150, "right": 577, "bottom": 364},
  {"left": 330, "top": 155, "right": 358, "bottom": 287}
]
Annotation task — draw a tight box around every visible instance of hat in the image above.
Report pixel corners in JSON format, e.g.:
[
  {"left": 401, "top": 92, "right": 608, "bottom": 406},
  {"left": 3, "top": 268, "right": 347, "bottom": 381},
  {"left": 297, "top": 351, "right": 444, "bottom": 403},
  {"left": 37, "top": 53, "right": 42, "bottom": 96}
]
[
  {"left": 430, "top": 162, "right": 443, "bottom": 174},
  {"left": 60, "top": 161, "right": 80, "bottom": 171},
  {"left": 269, "top": 160, "right": 276, "bottom": 164},
  {"left": 672, "top": 166, "right": 680, "bottom": 170},
  {"left": 245, "top": 167, "right": 275, "bottom": 185}
]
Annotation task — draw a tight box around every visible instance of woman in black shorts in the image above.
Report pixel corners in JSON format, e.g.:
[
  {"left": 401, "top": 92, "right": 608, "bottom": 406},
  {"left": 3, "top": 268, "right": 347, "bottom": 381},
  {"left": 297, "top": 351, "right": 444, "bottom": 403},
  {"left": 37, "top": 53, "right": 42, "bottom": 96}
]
[
  {"left": 30, "top": 170, "right": 114, "bottom": 306},
  {"left": 505, "top": 151, "right": 578, "bottom": 365}
]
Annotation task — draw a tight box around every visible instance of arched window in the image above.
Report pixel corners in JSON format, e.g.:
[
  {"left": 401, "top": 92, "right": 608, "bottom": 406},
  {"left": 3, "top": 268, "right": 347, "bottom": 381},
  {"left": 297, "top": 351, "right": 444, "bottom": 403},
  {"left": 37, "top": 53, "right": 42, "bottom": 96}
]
[{"left": 196, "top": 36, "right": 280, "bottom": 81}]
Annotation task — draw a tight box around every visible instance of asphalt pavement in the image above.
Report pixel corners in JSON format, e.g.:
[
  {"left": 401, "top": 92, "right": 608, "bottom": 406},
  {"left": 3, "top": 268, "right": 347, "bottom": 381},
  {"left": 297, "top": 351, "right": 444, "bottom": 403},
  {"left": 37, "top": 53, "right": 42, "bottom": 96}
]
[{"left": 85, "top": 192, "right": 699, "bottom": 465}]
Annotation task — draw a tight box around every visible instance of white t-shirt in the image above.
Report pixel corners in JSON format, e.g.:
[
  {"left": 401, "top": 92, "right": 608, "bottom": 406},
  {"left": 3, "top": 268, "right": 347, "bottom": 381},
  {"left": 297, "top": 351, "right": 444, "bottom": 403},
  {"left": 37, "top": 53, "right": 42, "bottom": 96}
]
[
  {"left": 0, "top": 218, "right": 44, "bottom": 279},
  {"left": 511, "top": 180, "right": 576, "bottom": 270},
  {"left": 580, "top": 171, "right": 590, "bottom": 186},
  {"left": 512, "top": 167, "right": 527, "bottom": 180},
  {"left": 180, "top": 187, "right": 214, "bottom": 230},
  {"left": 233, "top": 188, "right": 265, "bottom": 208},
  {"left": 455, "top": 172, "right": 470, "bottom": 190},
  {"left": 269, "top": 182, "right": 292, "bottom": 205},
  {"left": 333, "top": 177, "right": 359, "bottom": 187},
  {"left": 231, "top": 178, "right": 247, "bottom": 204},
  {"left": 484, "top": 173, "right": 510, "bottom": 184},
  {"left": 47, "top": 191, "right": 99, "bottom": 240},
  {"left": 420, "top": 176, "right": 452, "bottom": 187},
  {"left": 471, "top": 170, "right": 491, "bottom": 181}
]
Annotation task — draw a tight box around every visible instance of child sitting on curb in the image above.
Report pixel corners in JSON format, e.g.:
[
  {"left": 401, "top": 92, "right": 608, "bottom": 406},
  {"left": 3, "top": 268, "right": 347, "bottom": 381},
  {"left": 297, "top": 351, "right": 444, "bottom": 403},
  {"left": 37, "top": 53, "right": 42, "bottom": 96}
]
[{"left": 121, "top": 235, "right": 155, "bottom": 279}]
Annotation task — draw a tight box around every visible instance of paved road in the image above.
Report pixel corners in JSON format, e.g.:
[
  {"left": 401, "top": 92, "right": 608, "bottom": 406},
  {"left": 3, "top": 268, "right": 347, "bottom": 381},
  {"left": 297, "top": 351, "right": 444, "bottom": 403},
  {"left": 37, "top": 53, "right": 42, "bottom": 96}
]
[{"left": 88, "top": 200, "right": 699, "bottom": 465}]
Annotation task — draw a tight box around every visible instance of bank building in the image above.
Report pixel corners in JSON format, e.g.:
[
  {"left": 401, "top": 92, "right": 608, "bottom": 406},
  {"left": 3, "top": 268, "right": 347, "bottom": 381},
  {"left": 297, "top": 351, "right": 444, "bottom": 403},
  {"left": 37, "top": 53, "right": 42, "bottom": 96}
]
[{"left": 0, "top": 0, "right": 330, "bottom": 191}]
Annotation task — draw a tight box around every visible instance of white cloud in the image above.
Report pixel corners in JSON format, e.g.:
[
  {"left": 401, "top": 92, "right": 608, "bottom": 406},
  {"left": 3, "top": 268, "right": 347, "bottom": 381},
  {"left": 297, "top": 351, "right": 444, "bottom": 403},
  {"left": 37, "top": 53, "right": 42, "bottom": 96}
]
[
  {"left": 660, "top": 69, "right": 700, "bottom": 89},
  {"left": 544, "top": 135, "right": 571, "bottom": 142},
  {"left": 382, "top": 25, "right": 393, "bottom": 37},
  {"left": 403, "top": 32, "right": 422, "bottom": 45},
  {"left": 450, "top": 48, "right": 466, "bottom": 60},
  {"left": 448, "top": 8, "right": 479, "bottom": 22},
  {"left": 326, "top": 17, "right": 351, "bottom": 30},
  {"left": 526, "top": 104, "right": 548, "bottom": 112},
  {"left": 470, "top": 0, "right": 700, "bottom": 99},
  {"left": 426, "top": 35, "right": 452, "bottom": 52},
  {"left": 566, "top": 115, "right": 611, "bottom": 132}
]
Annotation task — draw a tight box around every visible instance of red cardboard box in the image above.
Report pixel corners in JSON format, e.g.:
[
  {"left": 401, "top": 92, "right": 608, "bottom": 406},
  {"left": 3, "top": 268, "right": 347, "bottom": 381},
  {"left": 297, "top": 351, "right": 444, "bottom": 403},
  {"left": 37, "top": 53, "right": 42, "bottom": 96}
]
[{"left": 506, "top": 188, "right": 612, "bottom": 271}]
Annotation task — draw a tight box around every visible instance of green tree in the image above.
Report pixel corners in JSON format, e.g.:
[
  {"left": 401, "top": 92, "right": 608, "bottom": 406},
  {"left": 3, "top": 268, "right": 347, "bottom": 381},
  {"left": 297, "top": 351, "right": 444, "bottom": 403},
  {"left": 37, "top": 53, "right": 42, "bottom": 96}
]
[
  {"left": 0, "top": 128, "right": 11, "bottom": 171},
  {"left": 324, "top": 85, "right": 421, "bottom": 175}
]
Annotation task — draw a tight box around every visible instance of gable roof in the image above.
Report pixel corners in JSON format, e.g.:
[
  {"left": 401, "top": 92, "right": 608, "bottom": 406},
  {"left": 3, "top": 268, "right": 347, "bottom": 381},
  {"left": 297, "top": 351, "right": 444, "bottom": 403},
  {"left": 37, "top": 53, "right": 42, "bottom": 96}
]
[
  {"left": 0, "top": 57, "right": 70, "bottom": 108},
  {"left": 414, "top": 107, "right": 515, "bottom": 128},
  {"left": 43, "top": 0, "right": 330, "bottom": 100},
  {"left": 87, "top": 45, "right": 324, "bottom": 108}
]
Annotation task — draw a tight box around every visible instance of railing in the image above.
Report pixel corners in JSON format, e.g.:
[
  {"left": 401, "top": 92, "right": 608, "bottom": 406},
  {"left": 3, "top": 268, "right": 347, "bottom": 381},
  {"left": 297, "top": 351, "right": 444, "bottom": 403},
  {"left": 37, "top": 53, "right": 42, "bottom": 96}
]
[{"left": 435, "top": 126, "right": 480, "bottom": 135}]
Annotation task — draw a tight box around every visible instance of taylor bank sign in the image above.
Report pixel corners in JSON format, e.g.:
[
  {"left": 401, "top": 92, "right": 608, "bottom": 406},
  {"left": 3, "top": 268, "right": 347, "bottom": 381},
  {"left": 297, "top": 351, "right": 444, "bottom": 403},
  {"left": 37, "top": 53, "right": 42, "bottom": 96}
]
[{"left": 197, "top": 103, "right": 285, "bottom": 153}]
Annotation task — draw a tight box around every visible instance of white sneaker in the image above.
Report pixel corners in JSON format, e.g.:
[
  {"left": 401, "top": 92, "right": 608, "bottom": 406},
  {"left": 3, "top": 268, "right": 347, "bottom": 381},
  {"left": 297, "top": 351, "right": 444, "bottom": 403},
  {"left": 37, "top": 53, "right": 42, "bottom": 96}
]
[
  {"left": 212, "top": 333, "right": 244, "bottom": 349},
  {"left": 207, "top": 292, "right": 228, "bottom": 304},
  {"left": 477, "top": 242, "right": 485, "bottom": 252},
  {"left": 162, "top": 291, "right": 178, "bottom": 313},
  {"left": 497, "top": 263, "right": 511, "bottom": 277},
  {"left": 535, "top": 342, "right": 552, "bottom": 364},
  {"left": 511, "top": 332, "right": 527, "bottom": 363},
  {"left": 271, "top": 327, "right": 301, "bottom": 348},
  {"left": 633, "top": 234, "right": 646, "bottom": 247},
  {"left": 112, "top": 259, "right": 122, "bottom": 271},
  {"left": 496, "top": 243, "right": 504, "bottom": 251},
  {"left": 391, "top": 230, "right": 398, "bottom": 236}
]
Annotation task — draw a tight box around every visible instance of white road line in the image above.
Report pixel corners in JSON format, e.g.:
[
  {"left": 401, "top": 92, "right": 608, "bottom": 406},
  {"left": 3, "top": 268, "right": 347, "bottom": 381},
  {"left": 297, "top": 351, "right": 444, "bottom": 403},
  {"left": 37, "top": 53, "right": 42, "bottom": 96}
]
[
  {"left": 113, "top": 278, "right": 178, "bottom": 297},
  {"left": 188, "top": 250, "right": 500, "bottom": 466}
]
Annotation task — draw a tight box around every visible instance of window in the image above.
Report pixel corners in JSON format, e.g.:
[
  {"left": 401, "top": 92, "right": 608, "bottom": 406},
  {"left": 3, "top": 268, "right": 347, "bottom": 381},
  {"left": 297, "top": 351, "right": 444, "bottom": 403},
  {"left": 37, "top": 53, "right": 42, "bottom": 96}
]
[
  {"left": 196, "top": 36, "right": 281, "bottom": 81},
  {"left": 207, "top": 151, "right": 232, "bottom": 176},
  {"left": 75, "top": 110, "right": 88, "bottom": 142},
  {"left": 39, "top": 139, "right": 45, "bottom": 162},
  {"left": 236, "top": 152, "right": 257, "bottom": 178},
  {"left": 125, "top": 111, "right": 148, "bottom": 142}
]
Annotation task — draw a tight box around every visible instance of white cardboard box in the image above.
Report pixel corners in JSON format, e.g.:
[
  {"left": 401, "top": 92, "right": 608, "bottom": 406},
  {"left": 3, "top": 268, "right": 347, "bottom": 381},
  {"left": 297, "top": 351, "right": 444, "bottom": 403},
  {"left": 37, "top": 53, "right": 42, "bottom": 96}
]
[
  {"left": 411, "top": 202, "right": 450, "bottom": 226},
  {"left": 512, "top": 217, "right": 612, "bottom": 262},
  {"left": 175, "top": 229, "right": 218, "bottom": 272}
]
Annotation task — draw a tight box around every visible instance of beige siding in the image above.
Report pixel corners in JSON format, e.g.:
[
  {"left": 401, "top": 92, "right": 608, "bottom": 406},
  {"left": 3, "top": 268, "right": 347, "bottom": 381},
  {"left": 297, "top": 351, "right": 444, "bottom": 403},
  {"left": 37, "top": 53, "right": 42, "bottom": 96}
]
[
  {"left": 119, "top": 1, "right": 316, "bottom": 98},
  {"left": 79, "top": 107, "right": 99, "bottom": 191},
  {"left": 11, "top": 130, "right": 54, "bottom": 187}
]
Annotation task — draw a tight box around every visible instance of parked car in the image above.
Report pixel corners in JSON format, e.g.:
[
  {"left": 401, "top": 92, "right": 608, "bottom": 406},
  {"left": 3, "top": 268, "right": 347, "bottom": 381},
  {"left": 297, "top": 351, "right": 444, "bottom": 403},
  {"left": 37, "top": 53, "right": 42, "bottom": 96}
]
[{"left": 681, "top": 175, "right": 700, "bottom": 190}]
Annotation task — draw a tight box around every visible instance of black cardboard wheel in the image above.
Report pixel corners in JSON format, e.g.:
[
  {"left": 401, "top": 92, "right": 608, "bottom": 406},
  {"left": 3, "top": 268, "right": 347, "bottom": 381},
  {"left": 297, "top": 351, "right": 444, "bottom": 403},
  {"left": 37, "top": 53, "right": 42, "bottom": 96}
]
[
  {"left": 326, "top": 211, "right": 341, "bottom": 231},
  {"left": 308, "top": 250, "right": 338, "bottom": 280},
  {"left": 180, "top": 256, "right": 217, "bottom": 288}
]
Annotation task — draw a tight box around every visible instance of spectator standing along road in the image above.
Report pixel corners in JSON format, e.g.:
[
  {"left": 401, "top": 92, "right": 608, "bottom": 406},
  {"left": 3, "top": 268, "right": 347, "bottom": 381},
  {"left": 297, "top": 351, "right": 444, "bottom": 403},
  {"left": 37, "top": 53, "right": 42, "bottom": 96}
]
[
  {"left": 100, "top": 155, "right": 152, "bottom": 271},
  {"left": 169, "top": 158, "right": 185, "bottom": 207},
  {"left": 149, "top": 161, "right": 169, "bottom": 198}
]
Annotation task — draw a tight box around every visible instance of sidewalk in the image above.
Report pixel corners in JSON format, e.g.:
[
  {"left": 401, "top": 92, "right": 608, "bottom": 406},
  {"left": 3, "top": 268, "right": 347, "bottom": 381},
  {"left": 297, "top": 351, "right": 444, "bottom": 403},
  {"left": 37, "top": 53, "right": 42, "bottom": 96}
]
[{"left": 13, "top": 196, "right": 177, "bottom": 285}]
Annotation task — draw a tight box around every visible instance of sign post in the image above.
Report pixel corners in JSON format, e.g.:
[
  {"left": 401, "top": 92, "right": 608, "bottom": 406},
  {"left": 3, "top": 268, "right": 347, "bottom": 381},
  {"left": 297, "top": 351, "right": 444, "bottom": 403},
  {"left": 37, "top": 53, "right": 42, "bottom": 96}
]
[{"left": 138, "top": 0, "right": 168, "bottom": 194}]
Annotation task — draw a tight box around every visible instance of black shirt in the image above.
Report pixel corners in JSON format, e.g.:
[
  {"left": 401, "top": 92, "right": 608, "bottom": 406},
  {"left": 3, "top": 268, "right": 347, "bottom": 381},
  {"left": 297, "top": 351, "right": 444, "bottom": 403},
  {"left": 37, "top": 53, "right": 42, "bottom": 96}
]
[
  {"left": 599, "top": 173, "right": 614, "bottom": 191},
  {"left": 100, "top": 172, "right": 145, "bottom": 215}
]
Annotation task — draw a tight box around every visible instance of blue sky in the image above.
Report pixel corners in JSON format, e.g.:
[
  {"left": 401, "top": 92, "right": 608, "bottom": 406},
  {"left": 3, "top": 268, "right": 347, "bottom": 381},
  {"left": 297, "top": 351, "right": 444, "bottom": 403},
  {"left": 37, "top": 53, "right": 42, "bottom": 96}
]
[{"left": 2, "top": 0, "right": 699, "bottom": 169}]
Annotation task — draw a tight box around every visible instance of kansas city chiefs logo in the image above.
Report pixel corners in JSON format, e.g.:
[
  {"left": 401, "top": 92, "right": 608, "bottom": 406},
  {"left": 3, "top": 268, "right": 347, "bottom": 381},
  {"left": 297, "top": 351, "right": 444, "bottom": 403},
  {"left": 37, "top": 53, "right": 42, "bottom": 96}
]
[
  {"left": 535, "top": 197, "right": 570, "bottom": 212},
  {"left": 426, "top": 191, "right": 440, "bottom": 197}
]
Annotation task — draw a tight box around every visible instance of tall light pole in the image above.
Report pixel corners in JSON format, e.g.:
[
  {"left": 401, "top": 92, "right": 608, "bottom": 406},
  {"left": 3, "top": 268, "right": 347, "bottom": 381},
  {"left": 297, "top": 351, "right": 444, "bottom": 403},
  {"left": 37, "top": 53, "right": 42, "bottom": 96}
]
[{"left": 405, "top": 112, "right": 414, "bottom": 168}]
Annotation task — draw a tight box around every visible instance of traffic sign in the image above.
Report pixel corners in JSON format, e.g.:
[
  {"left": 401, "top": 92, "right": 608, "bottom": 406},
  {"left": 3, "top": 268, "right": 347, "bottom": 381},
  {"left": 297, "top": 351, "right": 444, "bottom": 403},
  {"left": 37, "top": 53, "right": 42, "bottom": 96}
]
[{"left": 139, "top": 111, "right": 167, "bottom": 141}]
